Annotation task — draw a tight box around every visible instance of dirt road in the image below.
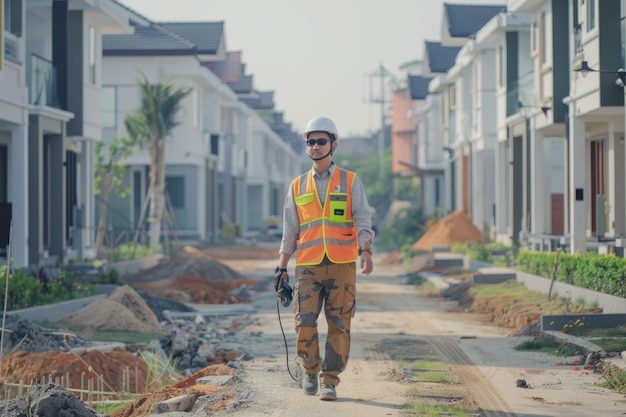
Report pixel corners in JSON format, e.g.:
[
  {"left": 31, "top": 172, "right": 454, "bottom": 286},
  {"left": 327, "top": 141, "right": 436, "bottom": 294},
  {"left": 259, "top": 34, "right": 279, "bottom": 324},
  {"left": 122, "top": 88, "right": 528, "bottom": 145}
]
[{"left": 203, "top": 252, "right": 626, "bottom": 417}]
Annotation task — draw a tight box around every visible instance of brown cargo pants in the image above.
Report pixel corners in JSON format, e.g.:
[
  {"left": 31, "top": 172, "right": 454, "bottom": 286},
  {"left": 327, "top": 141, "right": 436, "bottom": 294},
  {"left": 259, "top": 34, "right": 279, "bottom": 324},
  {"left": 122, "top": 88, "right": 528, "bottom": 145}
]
[{"left": 293, "top": 259, "right": 357, "bottom": 387}]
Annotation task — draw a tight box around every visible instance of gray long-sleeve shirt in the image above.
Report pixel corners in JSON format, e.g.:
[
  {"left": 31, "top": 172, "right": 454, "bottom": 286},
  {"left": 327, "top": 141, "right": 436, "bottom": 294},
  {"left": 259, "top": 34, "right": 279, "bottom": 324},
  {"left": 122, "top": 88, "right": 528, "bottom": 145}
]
[{"left": 279, "top": 163, "right": 375, "bottom": 255}]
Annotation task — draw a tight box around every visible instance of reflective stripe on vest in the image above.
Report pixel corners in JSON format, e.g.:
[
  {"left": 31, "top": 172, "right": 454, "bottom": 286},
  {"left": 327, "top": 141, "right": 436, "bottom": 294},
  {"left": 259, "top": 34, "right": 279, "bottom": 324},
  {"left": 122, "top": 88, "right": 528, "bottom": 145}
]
[{"left": 294, "top": 167, "right": 358, "bottom": 265}]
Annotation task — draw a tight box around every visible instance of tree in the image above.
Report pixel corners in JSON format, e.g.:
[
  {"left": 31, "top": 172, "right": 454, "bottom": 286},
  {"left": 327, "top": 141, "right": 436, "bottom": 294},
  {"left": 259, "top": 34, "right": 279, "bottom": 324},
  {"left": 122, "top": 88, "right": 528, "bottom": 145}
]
[
  {"left": 124, "top": 73, "right": 191, "bottom": 248},
  {"left": 94, "top": 136, "right": 133, "bottom": 252}
]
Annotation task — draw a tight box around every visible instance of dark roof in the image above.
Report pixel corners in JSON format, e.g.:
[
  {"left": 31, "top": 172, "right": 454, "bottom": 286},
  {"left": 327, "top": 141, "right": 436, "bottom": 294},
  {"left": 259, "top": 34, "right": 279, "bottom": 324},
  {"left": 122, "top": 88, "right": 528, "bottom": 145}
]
[
  {"left": 103, "top": 21, "right": 224, "bottom": 57},
  {"left": 159, "top": 22, "right": 223, "bottom": 55},
  {"left": 103, "top": 24, "right": 195, "bottom": 56},
  {"left": 206, "top": 51, "right": 242, "bottom": 82},
  {"left": 228, "top": 74, "right": 254, "bottom": 94},
  {"left": 444, "top": 3, "right": 506, "bottom": 38},
  {"left": 408, "top": 75, "right": 433, "bottom": 100},
  {"left": 425, "top": 41, "right": 462, "bottom": 73},
  {"left": 257, "top": 91, "right": 274, "bottom": 110}
]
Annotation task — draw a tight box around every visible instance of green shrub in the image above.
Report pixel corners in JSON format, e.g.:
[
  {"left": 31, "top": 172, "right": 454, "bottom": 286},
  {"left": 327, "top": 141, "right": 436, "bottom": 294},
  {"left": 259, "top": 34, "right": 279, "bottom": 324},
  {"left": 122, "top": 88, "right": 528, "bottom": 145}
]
[
  {"left": 0, "top": 267, "right": 95, "bottom": 310},
  {"left": 516, "top": 251, "right": 626, "bottom": 298}
]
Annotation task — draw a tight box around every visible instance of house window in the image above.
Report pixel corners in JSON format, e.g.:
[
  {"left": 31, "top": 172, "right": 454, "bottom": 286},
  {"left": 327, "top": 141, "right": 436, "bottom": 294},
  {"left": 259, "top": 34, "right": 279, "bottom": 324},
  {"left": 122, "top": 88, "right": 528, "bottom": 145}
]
[
  {"left": 88, "top": 25, "right": 96, "bottom": 84},
  {"left": 0, "top": 144, "right": 6, "bottom": 202},
  {"left": 586, "top": 0, "right": 595, "bottom": 32},
  {"left": 498, "top": 45, "right": 504, "bottom": 88},
  {"left": 449, "top": 85, "right": 457, "bottom": 110},
  {"left": 531, "top": 21, "right": 538, "bottom": 53},
  {"left": 540, "top": 12, "right": 547, "bottom": 65},
  {"left": 3, "top": 0, "right": 22, "bottom": 37},
  {"left": 210, "top": 134, "right": 219, "bottom": 155},
  {"left": 165, "top": 176, "right": 185, "bottom": 209},
  {"left": 192, "top": 88, "right": 198, "bottom": 128},
  {"left": 101, "top": 86, "right": 116, "bottom": 129},
  {"left": 622, "top": 0, "right": 626, "bottom": 68}
]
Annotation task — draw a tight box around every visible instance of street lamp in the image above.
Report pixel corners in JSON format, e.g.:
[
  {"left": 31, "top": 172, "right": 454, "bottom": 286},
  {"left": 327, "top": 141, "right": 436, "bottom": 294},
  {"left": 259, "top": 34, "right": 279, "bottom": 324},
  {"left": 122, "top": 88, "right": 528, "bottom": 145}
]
[{"left": 573, "top": 60, "right": 626, "bottom": 85}]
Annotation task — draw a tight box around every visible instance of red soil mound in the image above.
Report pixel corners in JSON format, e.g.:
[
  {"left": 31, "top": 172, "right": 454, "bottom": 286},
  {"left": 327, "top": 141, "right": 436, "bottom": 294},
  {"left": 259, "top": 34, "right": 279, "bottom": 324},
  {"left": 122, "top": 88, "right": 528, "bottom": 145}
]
[
  {"left": 0, "top": 348, "right": 148, "bottom": 397},
  {"left": 412, "top": 210, "right": 482, "bottom": 251},
  {"left": 132, "top": 275, "right": 260, "bottom": 304}
]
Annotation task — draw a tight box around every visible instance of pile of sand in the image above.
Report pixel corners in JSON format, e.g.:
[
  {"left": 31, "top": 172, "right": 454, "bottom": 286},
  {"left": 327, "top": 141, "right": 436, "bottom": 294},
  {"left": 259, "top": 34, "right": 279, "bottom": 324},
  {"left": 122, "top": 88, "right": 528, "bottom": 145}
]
[
  {"left": 412, "top": 210, "right": 482, "bottom": 251},
  {"left": 128, "top": 247, "right": 242, "bottom": 283},
  {"left": 59, "top": 285, "right": 161, "bottom": 333}
]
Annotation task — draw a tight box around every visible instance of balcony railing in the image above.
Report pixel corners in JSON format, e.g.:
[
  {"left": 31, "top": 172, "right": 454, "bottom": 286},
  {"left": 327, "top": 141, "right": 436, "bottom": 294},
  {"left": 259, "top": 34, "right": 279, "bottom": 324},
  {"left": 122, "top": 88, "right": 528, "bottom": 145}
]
[
  {"left": 506, "top": 70, "right": 536, "bottom": 116},
  {"left": 4, "top": 31, "right": 21, "bottom": 64},
  {"left": 28, "top": 54, "right": 60, "bottom": 108}
]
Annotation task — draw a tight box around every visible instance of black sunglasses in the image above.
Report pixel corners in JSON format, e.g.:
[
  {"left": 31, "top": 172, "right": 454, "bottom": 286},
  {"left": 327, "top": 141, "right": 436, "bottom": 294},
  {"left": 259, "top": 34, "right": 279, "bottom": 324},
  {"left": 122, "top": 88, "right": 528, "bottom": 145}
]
[{"left": 305, "top": 138, "right": 330, "bottom": 147}]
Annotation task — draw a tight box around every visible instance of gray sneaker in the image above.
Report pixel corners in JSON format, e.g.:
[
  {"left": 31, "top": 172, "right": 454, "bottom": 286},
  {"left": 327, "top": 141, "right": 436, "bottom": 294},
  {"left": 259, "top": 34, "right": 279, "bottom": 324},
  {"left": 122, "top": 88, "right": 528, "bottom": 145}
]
[
  {"left": 303, "top": 372, "right": 318, "bottom": 395},
  {"left": 319, "top": 383, "right": 336, "bottom": 401}
]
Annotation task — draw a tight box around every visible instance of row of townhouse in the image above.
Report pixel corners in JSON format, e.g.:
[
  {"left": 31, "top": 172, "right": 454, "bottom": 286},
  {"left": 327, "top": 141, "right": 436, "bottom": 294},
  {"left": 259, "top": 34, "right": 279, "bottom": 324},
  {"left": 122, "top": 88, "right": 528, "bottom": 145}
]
[
  {"left": 394, "top": 0, "right": 626, "bottom": 256},
  {"left": 0, "top": 0, "right": 301, "bottom": 269}
]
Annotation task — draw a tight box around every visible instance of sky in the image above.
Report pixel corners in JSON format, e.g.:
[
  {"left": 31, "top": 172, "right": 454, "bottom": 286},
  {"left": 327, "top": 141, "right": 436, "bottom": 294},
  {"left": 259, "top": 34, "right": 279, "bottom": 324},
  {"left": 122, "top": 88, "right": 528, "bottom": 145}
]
[{"left": 119, "top": 0, "right": 506, "bottom": 137}]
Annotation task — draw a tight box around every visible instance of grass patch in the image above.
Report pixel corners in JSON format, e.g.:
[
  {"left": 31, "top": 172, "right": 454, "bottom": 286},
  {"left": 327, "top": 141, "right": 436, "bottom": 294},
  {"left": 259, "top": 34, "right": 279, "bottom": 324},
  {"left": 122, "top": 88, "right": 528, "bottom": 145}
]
[
  {"left": 514, "top": 336, "right": 580, "bottom": 356},
  {"left": 588, "top": 338, "right": 626, "bottom": 353},
  {"left": 407, "top": 273, "right": 425, "bottom": 286},
  {"left": 414, "top": 360, "right": 446, "bottom": 371},
  {"left": 418, "top": 371, "right": 457, "bottom": 384},
  {"left": 404, "top": 403, "right": 469, "bottom": 416},
  {"left": 599, "top": 365, "right": 626, "bottom": 393}
]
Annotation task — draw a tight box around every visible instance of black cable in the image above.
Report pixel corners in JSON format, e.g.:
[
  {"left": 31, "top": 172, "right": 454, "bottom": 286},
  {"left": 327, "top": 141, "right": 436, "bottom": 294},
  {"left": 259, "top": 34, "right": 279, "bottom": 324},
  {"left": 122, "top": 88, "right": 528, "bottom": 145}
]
[{"left": 276, "top": 298, "right": 300, "bottom": 381}]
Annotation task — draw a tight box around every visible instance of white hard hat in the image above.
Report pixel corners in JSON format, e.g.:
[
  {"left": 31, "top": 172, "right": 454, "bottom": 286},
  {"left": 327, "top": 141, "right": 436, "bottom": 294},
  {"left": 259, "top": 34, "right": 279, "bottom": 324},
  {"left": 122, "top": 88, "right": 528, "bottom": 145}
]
[{"left": 303, "top": 116, "right": 339, "bottom": 141}]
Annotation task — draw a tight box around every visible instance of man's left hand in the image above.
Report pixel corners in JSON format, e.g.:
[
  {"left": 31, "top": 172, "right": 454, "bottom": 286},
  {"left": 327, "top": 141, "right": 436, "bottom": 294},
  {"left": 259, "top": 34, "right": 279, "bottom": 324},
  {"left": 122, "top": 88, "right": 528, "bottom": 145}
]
[{"left": 360, "top": 251, "right": 373, "bottom": 275}]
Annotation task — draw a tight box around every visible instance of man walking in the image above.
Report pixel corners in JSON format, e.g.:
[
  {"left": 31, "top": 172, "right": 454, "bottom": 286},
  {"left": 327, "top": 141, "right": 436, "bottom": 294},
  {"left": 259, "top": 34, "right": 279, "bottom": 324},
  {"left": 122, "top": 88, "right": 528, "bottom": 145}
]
[{"left": 274, "top": 116, "right": 375, "bottom": 401}]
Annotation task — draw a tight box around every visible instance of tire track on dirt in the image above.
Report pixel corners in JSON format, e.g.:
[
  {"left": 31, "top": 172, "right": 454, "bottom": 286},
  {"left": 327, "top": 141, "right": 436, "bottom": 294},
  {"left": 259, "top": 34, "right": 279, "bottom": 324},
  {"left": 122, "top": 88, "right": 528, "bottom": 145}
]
[
  {"left": 364, "top": 281, "right": 516, "bottom": 416},
  {"left": 427, "top": 336, "right": 515, "bottom": 416}
]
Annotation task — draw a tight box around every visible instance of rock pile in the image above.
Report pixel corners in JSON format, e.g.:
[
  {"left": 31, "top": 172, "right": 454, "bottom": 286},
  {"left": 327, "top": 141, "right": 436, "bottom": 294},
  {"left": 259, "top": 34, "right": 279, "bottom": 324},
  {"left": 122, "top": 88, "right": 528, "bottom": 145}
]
[
  {"left": 0, "top": 384, "right": 99, "bottom": 417},
  {"left": 0, "top": 315, "right": 87, "bottom": 353}
]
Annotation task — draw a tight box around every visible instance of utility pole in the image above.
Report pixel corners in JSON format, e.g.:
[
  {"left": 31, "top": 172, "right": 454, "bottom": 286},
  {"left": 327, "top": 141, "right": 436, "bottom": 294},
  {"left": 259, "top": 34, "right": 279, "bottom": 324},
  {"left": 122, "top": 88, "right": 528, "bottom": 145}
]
[{"left": 368, "top": 63, "right": 391, "bottom": 179}]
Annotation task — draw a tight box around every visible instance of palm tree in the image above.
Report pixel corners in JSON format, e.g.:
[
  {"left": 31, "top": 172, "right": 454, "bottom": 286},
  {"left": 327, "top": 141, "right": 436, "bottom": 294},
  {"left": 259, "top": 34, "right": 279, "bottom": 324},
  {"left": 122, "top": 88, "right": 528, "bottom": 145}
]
[{"left": 125, "top": 73, "right": 191, "bottom": 249}]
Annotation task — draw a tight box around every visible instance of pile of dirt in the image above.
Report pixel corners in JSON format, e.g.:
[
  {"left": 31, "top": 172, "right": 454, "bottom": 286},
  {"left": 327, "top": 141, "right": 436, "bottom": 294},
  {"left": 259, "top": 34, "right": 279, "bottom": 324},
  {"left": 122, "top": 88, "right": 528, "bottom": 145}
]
[
  {"left": 0, "top": 315, "right": 87, "bottom": 353},
  {"left": 128, "top": 246, "right": 243, "bottom": 283},
  {"left": 132, "top": 276, "right": 261, "bottom": 304},
  {"left": 0, "top": 348, "right": 149, "bottom": 396},
  {"left": 59, "top": 285, "right": 162, "bottom": 333},
  {"left": 412, "top": 211, "right": 482, "bottom": 251}
]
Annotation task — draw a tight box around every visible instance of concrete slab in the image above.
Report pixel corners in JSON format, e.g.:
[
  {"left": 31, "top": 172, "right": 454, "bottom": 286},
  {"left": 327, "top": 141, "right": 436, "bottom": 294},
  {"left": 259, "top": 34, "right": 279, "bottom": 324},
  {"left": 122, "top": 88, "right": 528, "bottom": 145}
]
[
  {"left": 432, "top": 253, "right": 464, "bottom": 268},
  {"left": 471, "top": 267, "right": 516, "bottom": 284},
  {"left": 153, "top": 393, "right": 197, "bottom": 413},
  {"left": 541, "top": 313, "right": 626, "bottom": 332},
  {"left": 196, "top": 375, "right": 235, "bottom": 386},
  {"left": 430, "top": 244, "right": 451, "bottom": 253}
]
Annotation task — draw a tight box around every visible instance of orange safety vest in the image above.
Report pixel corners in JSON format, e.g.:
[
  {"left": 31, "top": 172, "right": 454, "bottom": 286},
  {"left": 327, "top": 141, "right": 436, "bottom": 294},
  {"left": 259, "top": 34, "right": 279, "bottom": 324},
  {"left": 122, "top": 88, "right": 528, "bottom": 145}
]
[{"left": 293, "top": 167, "right": 358, "bottom": 265}]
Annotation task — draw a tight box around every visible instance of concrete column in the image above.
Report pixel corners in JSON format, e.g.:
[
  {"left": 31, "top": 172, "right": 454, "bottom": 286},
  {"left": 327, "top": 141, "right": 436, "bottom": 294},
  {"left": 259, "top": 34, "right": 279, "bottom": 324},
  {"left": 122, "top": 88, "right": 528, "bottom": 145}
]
[
  {"left": 569, "top": 112, "right": 586, "bottom": 254},
  {"left": 530, "top": 125, "right": 546, "bottom": 234},
  {"left": 607, "top": 123, "right": 625, "bottom": 236},
  {"left": 48, "top": 134, "right": 67, "bottom": 260},
  {"left": 197, "top": 159, "right": 206, "bottom": 241},
  {"left": 495, "top": 141, "right": 508, "bottom": 240},
  {"left": 10, "top": 124, "right": 28, "bottom": 268},
  {"left": 28, "top": 118, "right": 43, "bottom": 265}
]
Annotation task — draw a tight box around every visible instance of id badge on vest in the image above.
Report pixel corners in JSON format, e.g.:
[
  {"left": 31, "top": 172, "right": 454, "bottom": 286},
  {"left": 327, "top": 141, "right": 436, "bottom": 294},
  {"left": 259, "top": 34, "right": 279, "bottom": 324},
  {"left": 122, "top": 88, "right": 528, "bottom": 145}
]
[{"left": 329, "top": 193, "right": 348, "bottom": 222}]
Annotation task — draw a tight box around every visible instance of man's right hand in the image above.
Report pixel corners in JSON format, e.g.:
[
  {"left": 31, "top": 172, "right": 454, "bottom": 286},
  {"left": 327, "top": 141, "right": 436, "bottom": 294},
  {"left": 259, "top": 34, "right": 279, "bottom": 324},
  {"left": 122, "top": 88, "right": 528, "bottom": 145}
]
[{"left": 274, "top": 267, "right": 288, "bottom": 291}]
